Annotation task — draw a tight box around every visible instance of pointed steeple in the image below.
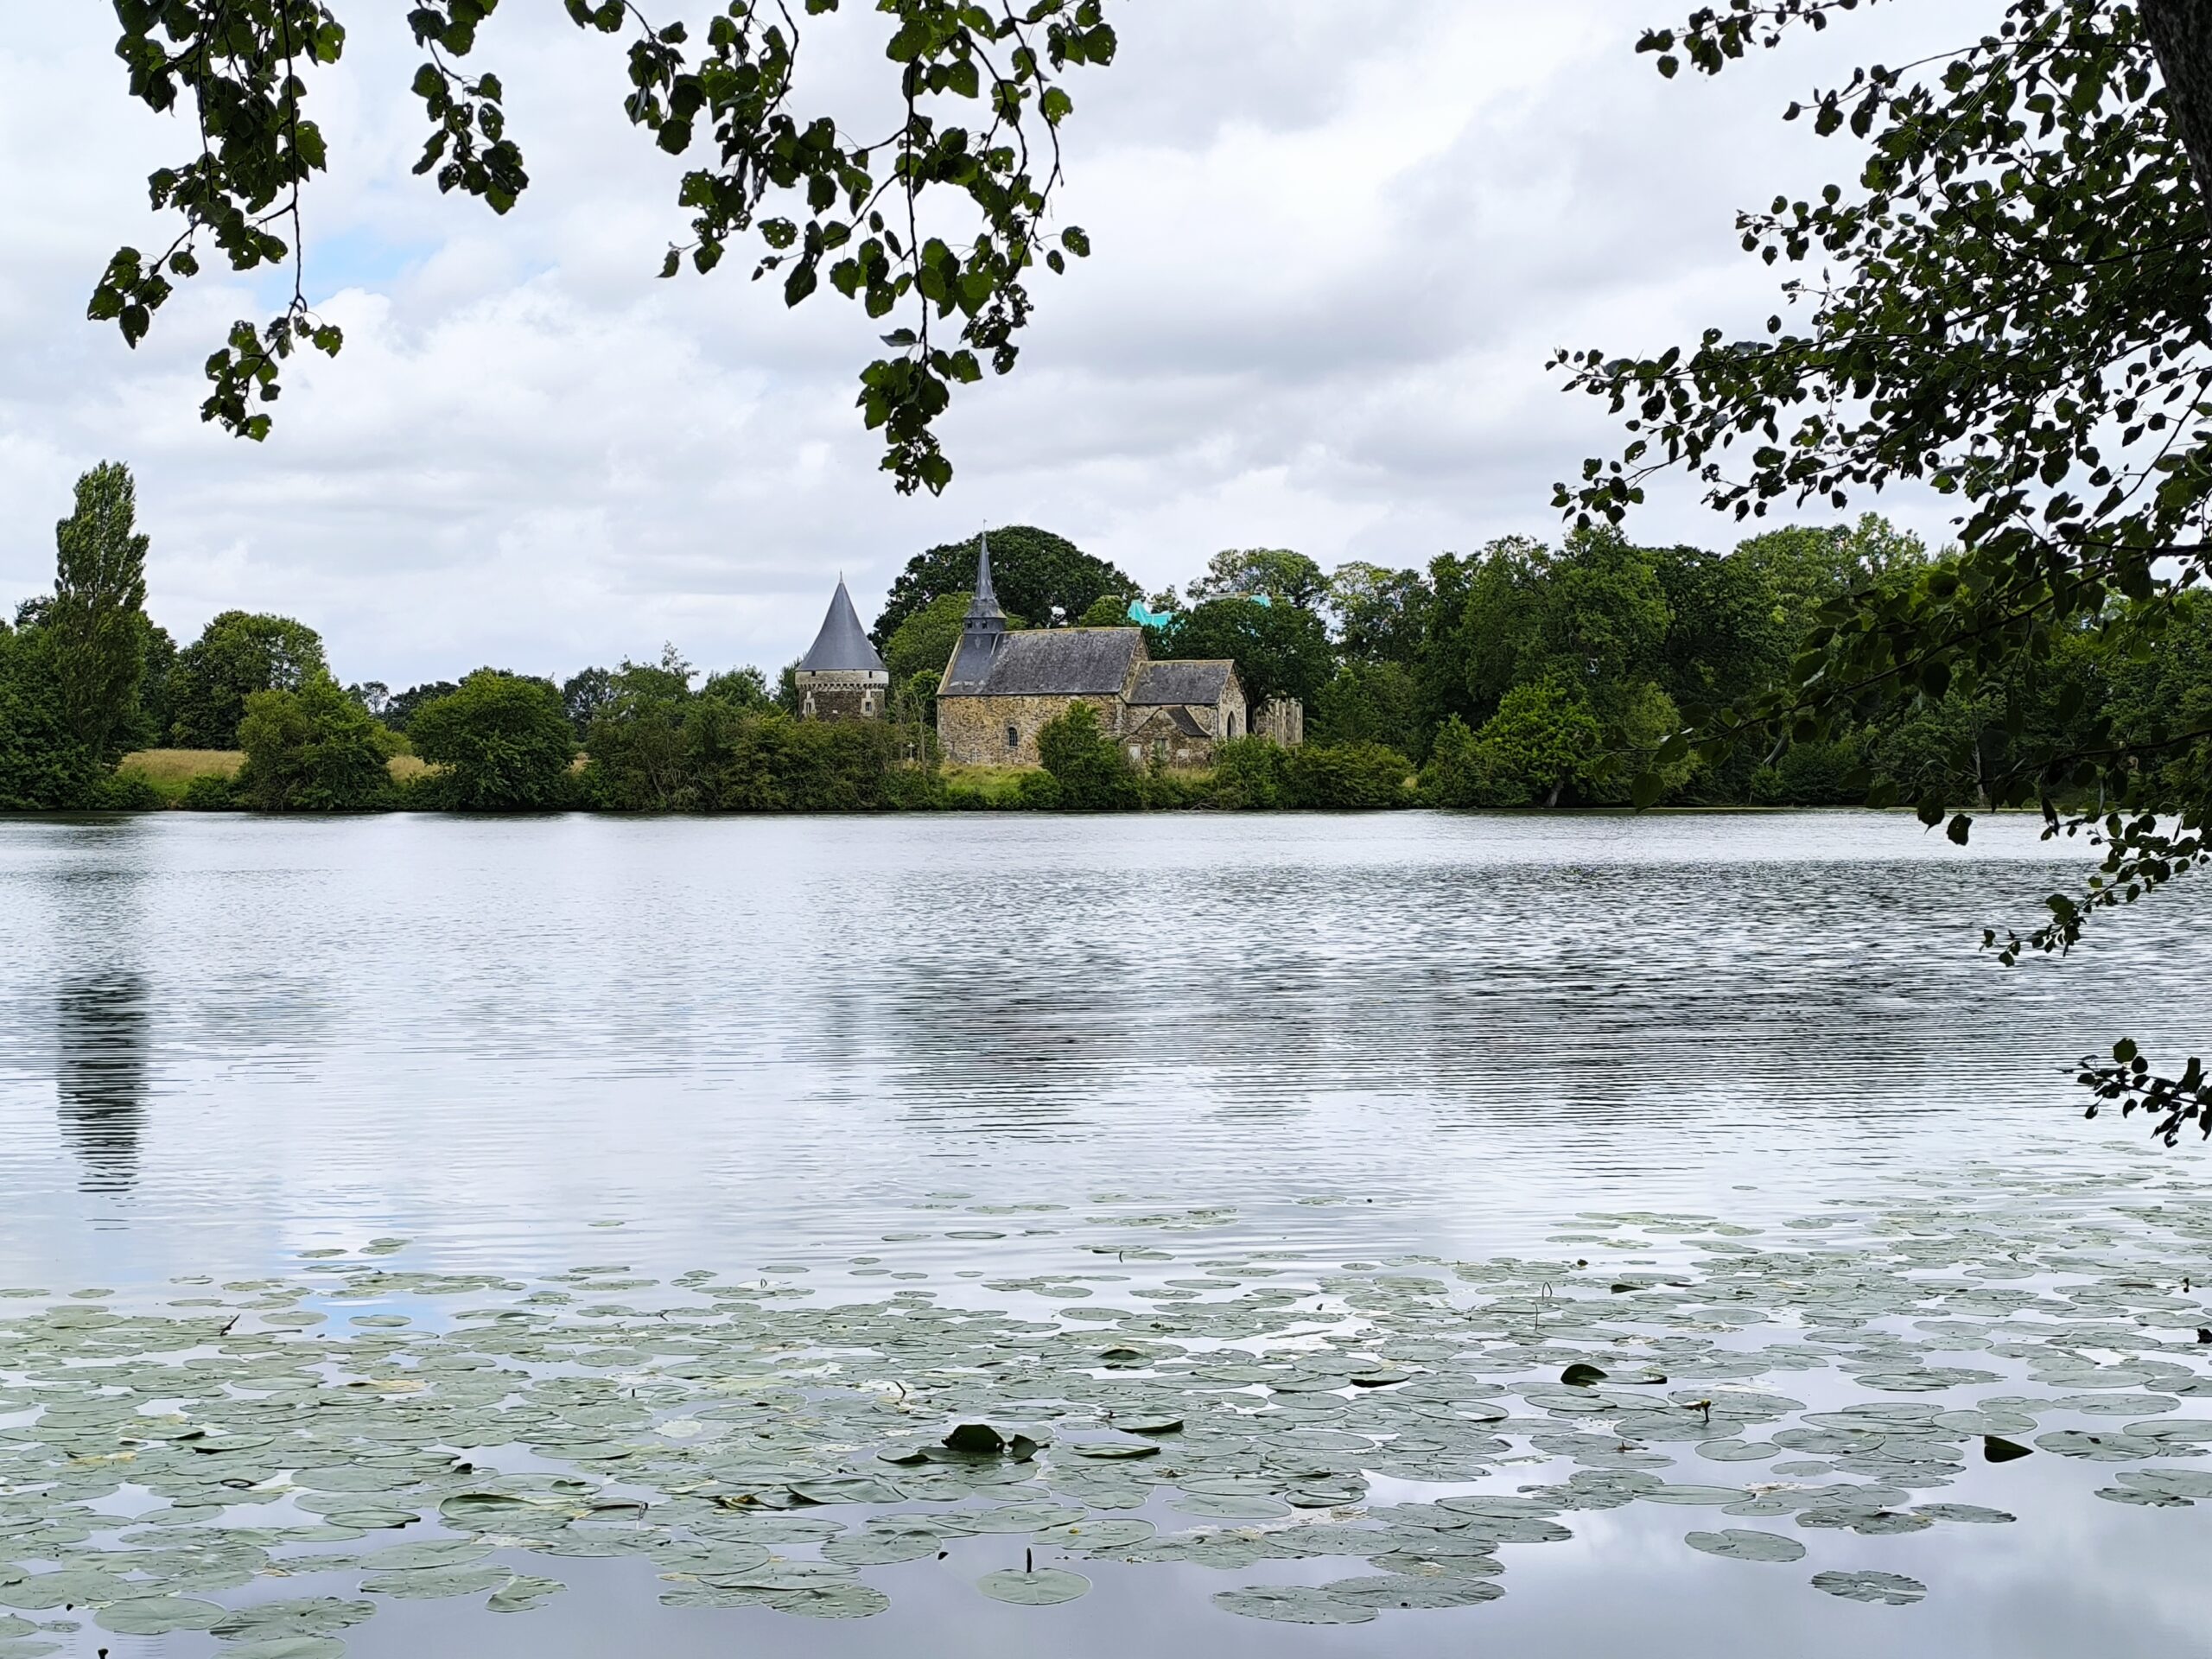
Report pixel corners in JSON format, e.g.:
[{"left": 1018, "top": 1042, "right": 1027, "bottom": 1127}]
[
  {"left": 965, "top": 528, "right": 1004, "bottom": 623},
  {"left": 944, "top": 527, "right": 1008, "bottom": 692}
]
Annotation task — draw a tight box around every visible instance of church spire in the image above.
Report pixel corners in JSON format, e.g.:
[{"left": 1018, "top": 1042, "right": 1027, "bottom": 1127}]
[{"left": 966, "top": 528, "right": 1003, "bottom": 623}]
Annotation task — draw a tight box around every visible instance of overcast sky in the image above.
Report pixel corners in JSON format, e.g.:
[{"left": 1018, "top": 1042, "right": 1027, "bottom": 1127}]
[{"left": 0, "top": 3, "right": 1980, "bottom": 688}]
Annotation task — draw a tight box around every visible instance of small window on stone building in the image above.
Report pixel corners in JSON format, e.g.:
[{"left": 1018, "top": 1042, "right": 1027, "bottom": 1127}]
[
  {"left": 1227, "top": 712, "right": 1237, "bottom": 739},
  {"left": 802, "top": 693, "right": 816, "bottom": 718},
  {"left": 861, "top": 692, "right": 874, "bottom": 715},
  {"left": 1006, "top": 723, "right": 1019, "bottom": 750}
]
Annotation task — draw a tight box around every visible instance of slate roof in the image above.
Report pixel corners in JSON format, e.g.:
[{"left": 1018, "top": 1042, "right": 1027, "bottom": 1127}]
[
  {"left": 1130, "top": 659, "right": 1235, "bottom": 706},
  {"left": 941, "top": 627, "right": 1144, "bottom": 697},
  {"left": 1128, "top": 704, "right": 1210, "bottom": 738},
  {"left": 799, "top": 580, "right": 887, "bottom": 674}
]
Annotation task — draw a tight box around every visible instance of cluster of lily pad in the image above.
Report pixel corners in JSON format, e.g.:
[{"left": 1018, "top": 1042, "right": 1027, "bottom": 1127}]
[{"left": 0, "top": 1179, "right": 2208, "bottom": 1651}]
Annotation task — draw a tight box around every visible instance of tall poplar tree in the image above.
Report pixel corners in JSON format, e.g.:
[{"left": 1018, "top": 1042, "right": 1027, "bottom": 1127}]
[{"left": 48, "top": 461, "right": 151, "bottom": 764}]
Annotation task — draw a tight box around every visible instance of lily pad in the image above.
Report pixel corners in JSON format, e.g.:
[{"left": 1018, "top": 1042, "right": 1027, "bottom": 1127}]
[
  {"left": 1811, "top": 1569, "right": 1926, "bottom": 1606},
  {"left": 361, "top": 1565, "right": 516, "bottom": 1600},
  {"left": 1213, "top": 1586, "right": 1377, "bottom": 1624},
  {"left": 1032, "top": 1519, "right": 1156, "bottom": 1549},
  {"left": 821, "top": 1528, "right": 941, "bottom": 1565},
  {"left": 1685, "top": 1529, "right": 1805, "bottom": 1563},
  {"left": 94, "top": 1597, "right": 226, "bottom": 1635},
  {"left": 486, "top": 1575, "right": 564, "bottom": 1612},
  {"left": 217, "top": 1641, "right": 349, "bottom": 1659},
  {"left": 1320, "top": 1574, "right": 1503, "bottom": 1609},
  {"left": 976, "top": 1568, "right": 1090, "bottom": 1605}
]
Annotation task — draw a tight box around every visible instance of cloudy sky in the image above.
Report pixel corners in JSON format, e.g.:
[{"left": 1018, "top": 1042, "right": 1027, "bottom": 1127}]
[{"left": 0, "top": 3, "right": 1978, "bottom": 688}]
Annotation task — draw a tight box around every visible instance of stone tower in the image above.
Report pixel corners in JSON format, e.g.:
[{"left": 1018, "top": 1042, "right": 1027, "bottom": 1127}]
[{"left": 795, "top": 577, "right": 890, "bottom": 721}]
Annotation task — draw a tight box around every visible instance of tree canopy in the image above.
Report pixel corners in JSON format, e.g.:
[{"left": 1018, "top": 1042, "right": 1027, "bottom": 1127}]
[
  {"left": 872, "top": 525, "right": 1133, "bottom": 641},
  {"left": 93, "top": 0, "right": 1115, "bottom": 493},
  {"left": 410, "top": 670, "right": 577, "bottom": 810},
  {"left": 168, "top": 611, "right": 328, "bottom": 749},
  {"left": 48, "top": 462, "right": 151, "bottom": 764},
  {"left": 1151, "top": 596, "right": 1334, "bottom": 711},
  {"left": 1560, "top": 0, "right": 2212, "bottom": 1138},
  {"left": 1186, "top": 549, "right": 1328, "bottom": 609}
]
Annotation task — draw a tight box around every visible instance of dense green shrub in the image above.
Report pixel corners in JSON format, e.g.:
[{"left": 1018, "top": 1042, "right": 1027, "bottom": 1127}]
[
  {"left": 235, "top": 674, "right": 392, "bottom": 811},
  {"left": 1751, "top": 736, "right": 1868, "bottom": 806},
  {"left": 1417, "top": 715, "right": 1501, "bottom": 807},
  {"left": 709, "top": 715, "right": 912, "bottom": 812},
  {"left": 1465, "top": 679, "right": 1605, "bottom": 806},
  {"left": 1207, "top": 737, "right": 1287, "bottom": 809},
  {"left": 88, "top": 770, "right": 162, "bottom": 811},
  {"left": 1281, "top": 743, "right": 1414, "bottom": 810},
  {"left": 409, "top": 671, "right": 576, "bottom": 811},
  {"left": 181, "top": 772, "right": 239, "bottom": 810},
  {"left": 168, "top": 611, "right": 327, "bottom": 748},
  {"left": 1011, "top": 768, "right": 1064, "bottom": 810},
  {"left": 1137, "top": 765, "right": 1207, "bottom": 810},
  {"left": 1037, "top": 702, "right": 1141, "bottom": 810},
  {"left": 582, "top": 654, "right": 702, "bottom": 810}
]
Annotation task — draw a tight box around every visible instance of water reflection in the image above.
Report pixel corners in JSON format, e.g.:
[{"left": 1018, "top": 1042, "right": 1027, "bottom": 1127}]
[{"left": 54, "top": 974, "right": 148, "bottom": 1192}]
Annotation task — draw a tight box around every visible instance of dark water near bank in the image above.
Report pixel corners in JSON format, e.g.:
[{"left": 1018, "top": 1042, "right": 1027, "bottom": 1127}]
[{"left": 0, "top": 810, "right": 2206, "bottom": 1656}]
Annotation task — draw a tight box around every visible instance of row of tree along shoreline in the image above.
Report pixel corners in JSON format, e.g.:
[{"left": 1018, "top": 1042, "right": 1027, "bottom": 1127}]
[{"left": 8, "top": 464, "right": 2206, "bottom": 817}]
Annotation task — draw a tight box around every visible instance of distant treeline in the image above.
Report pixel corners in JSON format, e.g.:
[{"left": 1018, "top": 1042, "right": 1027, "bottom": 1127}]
[{"left": 8, "top": 469, "right": 2210, "bottom": 815}]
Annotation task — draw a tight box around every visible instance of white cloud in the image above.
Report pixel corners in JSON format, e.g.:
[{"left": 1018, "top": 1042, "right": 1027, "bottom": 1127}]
[{"left": 0, "top": 2, "right": 1982, "bottom": 687}]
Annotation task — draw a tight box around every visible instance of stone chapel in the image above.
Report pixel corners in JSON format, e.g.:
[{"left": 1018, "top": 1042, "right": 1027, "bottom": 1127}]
[{"left": 934, "top": 533, "right": 1255, "bottom": 768}]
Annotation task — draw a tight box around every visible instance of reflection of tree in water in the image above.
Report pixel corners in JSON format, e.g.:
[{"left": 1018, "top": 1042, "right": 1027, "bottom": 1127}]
[{"left": 56, "top": 976, "right": 148, "bottom": 1192}]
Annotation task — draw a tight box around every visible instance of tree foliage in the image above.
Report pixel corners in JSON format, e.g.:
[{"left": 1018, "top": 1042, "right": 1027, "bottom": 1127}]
[
  {"left": 48, "top": 462, "right": 151, "bottom": 763},
  {"left": 1186, "top": 548, "right": 1327, "bottom": 609},
  {"left": 409, "top": 669, "right": 577, "bottom": 810},
  {"left": 873, "top": 526, "right": 1131, "bottom": 641},
  {"left": 1558, "top": 0, "right": 2212, "bottom": 1137},
  {"left": 0, "top": 624, "right": 100, "bottom": 810},
  {"left": 1153, "top": 596, "right": 1333, "bottom": 710},
  {"left": 168, "top": 611, "right": 327, "bottom": 748},
  {"left": 1325, "top": 561, "right": 1428, "bottom": 664},
  {"left": 235, "top": 671, "right": 391, "bottom": 810},
  {"left": 1036, "top": 698, "right": 1138, "bottom": 809},
  {"left": 96, "top": 0, "right": 1116, "bottom": 492}
]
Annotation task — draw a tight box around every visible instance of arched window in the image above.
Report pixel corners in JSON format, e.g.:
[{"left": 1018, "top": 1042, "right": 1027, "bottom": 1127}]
[
  {"left": 1227, "top": 712, "right": 1237, "bottom": 738},
  {"left": 1006, "top": 723, "right": 1019, "bottom": 750}
]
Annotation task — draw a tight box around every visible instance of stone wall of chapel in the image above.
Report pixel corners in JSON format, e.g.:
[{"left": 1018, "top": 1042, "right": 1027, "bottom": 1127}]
[{"left": 938, "top": 693, "right": 1126, "bottom": 766}]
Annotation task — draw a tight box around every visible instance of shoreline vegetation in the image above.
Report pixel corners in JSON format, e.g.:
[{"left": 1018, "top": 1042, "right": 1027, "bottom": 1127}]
[{"left": 10, "top": 473, "right": 2210, "bottom": 818}]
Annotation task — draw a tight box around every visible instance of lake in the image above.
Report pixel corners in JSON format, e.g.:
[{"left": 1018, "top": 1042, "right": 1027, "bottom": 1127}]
[{"left": 0, "top": 810, "right": 2206, "bottom": 1657}]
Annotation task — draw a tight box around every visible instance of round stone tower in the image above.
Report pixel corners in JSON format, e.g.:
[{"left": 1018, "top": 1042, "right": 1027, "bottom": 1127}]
[{"left": 795, "top": 577, "right": 890, "bottom": 721}]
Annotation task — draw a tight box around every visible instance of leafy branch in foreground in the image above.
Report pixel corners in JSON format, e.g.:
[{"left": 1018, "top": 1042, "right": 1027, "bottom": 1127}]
[
  {"left": 1554, "top": 0, "right": 2212, "bottom": 1138},
  {"left": 95, "top": 0, "right": 1115, "bottom": 493}
]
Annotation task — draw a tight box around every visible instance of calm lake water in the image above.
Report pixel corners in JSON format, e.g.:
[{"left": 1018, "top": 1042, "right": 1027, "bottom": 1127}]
[{"left": 0, "top": 810, "right": 2206, "bottom": 1657}]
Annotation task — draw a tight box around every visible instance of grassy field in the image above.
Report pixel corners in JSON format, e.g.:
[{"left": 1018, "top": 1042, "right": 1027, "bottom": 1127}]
[
  {"left": 119, "top": 749, "right": 431, "bottom": 804},
  {"left": 939, "top": 763, "right": 1035, "bottom": 805},
  {"left": 119, "top": 748, "right": 242, "bottom": 785}
]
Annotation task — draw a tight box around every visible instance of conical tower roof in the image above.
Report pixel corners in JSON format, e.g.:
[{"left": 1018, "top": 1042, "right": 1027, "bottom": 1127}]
[{"left": 799, "top": 578, "right": 887, "bottom": 673}]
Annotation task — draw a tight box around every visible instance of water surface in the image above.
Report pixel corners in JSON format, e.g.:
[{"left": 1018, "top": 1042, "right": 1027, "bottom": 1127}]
[{"left": 0, "top": 810, "right": 2204, "bottom": 1656}]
